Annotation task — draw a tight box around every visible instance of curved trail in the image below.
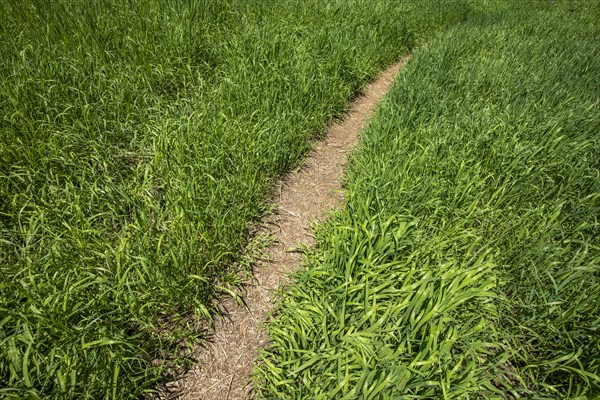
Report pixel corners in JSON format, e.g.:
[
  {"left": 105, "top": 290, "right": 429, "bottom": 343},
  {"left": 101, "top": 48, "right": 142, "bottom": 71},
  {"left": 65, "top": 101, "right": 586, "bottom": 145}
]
[{"left": 175, "top": 56, "right": 410, "bottom": 400}]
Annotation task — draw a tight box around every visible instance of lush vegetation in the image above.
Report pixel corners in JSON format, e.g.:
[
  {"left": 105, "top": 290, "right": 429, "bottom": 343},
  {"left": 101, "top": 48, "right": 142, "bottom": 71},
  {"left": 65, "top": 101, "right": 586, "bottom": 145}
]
[
  {"left": 0, "top": 0, "right": 473, "bottom": 398},
  {"left": 257, "top": 2, "right": 600, "bottom": 398}
]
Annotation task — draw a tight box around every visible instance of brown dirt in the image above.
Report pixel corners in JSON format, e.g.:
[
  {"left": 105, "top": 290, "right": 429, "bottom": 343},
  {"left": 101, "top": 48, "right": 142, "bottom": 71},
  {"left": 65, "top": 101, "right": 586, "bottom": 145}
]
[{"left": 171, "top": 56, "right": 409, "bottom": 400}]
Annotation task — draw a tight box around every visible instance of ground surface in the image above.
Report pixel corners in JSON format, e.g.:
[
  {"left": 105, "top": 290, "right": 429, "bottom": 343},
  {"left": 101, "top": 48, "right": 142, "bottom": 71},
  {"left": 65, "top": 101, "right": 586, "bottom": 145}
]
[{"left": 173, "top": 57, "right": 409, "bottom": 400}]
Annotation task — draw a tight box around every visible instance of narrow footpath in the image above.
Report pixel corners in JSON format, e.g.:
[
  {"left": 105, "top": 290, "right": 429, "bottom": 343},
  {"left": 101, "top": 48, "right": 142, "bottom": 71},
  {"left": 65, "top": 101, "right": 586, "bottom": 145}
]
[{"left": 174, "top": 56, "right": 410, "bottom": 400}]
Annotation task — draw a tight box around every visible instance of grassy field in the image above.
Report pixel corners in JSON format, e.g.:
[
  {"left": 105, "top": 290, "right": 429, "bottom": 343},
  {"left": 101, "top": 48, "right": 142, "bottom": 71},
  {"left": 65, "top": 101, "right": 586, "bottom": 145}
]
[
  {"left": 0, "top": 0, "right": 473, "bottom": 398},
  {"left": 257, "top": 2, "right": 600, "bottom": 398}
]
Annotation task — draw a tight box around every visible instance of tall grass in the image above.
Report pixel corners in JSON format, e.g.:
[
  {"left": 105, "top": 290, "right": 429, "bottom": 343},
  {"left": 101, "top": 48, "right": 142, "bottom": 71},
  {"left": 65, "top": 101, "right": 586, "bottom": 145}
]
[
  {"left": 0, "top": 0, "right": 472, "bottom": 398},
  {"left": 257, "top": 1, "right": 600, "bottom": 398}
]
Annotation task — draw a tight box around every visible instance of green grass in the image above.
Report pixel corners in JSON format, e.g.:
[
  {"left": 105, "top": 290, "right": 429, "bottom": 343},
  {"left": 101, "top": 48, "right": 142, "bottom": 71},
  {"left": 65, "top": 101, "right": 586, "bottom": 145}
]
[
  {"left": 256, "top": 2, "right": 600, "bottom": 398},
  {"left": 0, "top": 0, "right": 473, "bottom": 398}
]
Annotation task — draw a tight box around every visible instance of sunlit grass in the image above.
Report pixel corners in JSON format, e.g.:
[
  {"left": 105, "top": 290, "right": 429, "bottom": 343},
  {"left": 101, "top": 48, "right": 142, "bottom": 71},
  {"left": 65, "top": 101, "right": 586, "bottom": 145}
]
[
  {"left": 257, "top": 2, "right": 600, "bottom": 398},
  {"left": 0, "top": 0, "right": 473, "bottom": 398}
]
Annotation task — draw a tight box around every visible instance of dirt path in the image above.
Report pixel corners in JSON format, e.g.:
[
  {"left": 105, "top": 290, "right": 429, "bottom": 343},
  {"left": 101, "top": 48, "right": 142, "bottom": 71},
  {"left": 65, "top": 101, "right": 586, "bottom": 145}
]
[{"left": 173, "top": 56, "right": 409, "bottom": 400}]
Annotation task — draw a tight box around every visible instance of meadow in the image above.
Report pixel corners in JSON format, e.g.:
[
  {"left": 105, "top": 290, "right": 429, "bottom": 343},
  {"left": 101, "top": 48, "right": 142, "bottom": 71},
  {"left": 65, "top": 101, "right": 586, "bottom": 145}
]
[
  {"left": 0, "top": 0, "right": 470, "bottom": 398},
  {"left": 257, "top": 2, "right": 600, "bottom": 398},
  {"left": 2, "top": 0, "right": 599, "bottom": 398}
]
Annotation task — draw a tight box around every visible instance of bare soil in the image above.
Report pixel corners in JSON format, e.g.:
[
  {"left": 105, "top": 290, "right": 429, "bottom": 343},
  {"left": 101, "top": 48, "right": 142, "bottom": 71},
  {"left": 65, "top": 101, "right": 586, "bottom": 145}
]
[{"left": 173, "top": 56, "right": 409, "bottom": 400}]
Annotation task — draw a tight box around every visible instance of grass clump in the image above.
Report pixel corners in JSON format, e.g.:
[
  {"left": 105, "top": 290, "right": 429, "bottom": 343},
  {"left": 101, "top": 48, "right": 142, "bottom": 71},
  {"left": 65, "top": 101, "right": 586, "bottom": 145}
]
[
  {"left": 257, "top": 2, "right": 600, "bottom": 398},
  {"left": 0, "top": 0, "right": 472, "bottom": 398}
]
